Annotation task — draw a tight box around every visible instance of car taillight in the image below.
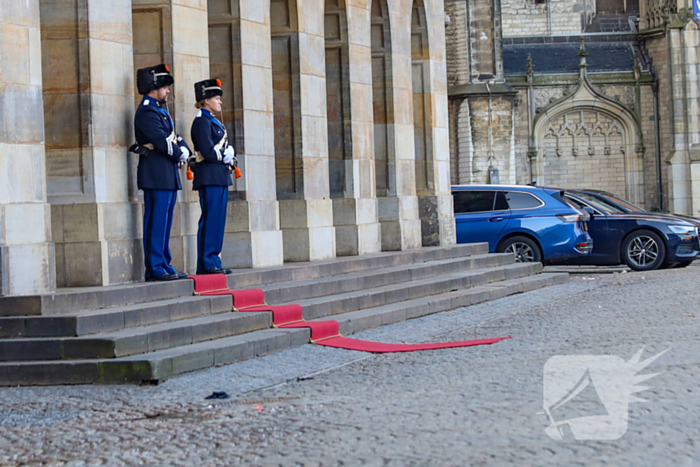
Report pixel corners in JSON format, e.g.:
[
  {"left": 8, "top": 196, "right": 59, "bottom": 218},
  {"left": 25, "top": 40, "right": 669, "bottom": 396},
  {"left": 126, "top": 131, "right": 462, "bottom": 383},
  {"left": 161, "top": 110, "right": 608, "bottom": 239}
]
[{"left": 556, "top": 214, "right": 586, "bottom": 222}]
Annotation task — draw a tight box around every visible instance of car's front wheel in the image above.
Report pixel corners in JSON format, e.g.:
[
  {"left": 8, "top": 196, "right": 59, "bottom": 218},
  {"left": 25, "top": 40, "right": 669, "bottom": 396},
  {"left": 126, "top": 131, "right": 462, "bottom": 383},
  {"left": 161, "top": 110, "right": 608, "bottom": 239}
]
[
  {"left": 621, "top": 230, "right": 666, "bottom": 271},
  {"left": 498, "top": 236, "right": 542, "bottom": 263}
]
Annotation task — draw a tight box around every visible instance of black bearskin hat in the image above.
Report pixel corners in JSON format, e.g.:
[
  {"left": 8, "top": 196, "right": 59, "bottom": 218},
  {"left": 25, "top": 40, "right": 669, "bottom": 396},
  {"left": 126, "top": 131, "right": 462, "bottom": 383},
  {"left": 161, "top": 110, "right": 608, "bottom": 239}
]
[
  {"left": 195, "top": 79, "right": 223, "bottom": 102},
  {"left": 137, "top": 64, "right": 174, "bottom": 95}
]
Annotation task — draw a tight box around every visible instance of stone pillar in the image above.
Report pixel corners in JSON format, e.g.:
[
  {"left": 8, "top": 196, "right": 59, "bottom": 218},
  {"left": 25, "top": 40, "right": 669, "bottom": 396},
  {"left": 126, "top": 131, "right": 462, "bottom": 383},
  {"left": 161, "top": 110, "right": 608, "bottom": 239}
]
[
  {"left": 272, "top": 0, "right": 336, "bottom": 262},
  {"left": 662, "top": 21, "right": 700, "bottom": 216},
  {"left": 133, "top": 0, "right": 210, "bottom": 273},
  {"left": 373, "top": 0, "right": 422, "bottom": 251},
  {"left": 208, "top": 0, "right": 284, "bottom": 268},
  {"left": 326, "top": 0, "right": 381, "bottom": 256},
  {"left": 41, "top": 0, "right": 142, "bottom": 287},
  {"left": 411, "top": 0, "right": 455, "bottom": 246},
  {"left": 0, "top": 1, "right": 56, "bottom": 296}
]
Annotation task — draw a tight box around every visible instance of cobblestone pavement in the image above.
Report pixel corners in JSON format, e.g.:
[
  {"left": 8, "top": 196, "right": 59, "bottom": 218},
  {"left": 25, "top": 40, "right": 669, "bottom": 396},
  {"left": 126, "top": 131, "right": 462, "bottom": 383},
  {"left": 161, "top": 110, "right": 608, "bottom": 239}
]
[{"left": 1, "top": 265, "right": 699, "bottom": 466}]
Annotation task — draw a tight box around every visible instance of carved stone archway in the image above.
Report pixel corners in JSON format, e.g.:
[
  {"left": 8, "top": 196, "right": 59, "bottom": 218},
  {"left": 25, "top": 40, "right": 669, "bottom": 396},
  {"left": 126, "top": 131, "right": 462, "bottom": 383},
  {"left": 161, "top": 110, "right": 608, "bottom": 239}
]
[{"left": 530, "top": 44, "right": 645, "bottom": 204}]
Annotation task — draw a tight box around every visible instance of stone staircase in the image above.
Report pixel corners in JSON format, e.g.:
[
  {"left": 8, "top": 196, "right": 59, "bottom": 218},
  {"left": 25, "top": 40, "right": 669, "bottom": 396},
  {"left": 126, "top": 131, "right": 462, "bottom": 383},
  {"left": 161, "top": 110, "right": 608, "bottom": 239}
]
[{"left": 0, "top": 243, "right": 568, "bottom": 386}]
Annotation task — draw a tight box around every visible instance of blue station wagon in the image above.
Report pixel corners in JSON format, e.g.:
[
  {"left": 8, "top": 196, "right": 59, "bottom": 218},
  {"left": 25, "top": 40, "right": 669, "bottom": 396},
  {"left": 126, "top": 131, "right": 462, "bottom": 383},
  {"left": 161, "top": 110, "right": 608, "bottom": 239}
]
[{"left": 452, "top": 185, "right": 593, "bottom": 264}]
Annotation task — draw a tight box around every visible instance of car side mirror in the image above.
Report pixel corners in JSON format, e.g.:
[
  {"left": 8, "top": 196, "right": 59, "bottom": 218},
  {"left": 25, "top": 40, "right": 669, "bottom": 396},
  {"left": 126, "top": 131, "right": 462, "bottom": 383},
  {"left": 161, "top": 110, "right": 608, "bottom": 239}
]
[{"left": 582, "top": 207, "right": 595, "bottom": 218}]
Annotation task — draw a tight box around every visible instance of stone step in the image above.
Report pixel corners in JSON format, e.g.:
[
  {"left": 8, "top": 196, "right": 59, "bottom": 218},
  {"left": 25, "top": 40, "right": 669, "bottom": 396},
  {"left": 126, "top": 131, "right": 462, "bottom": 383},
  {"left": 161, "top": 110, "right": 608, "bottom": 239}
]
[
  {"left": 0, "top": 312, "right": 271, "bottom": 361},
  {"left": 0, "top": 273, "right": 568, "bottom": 386},
  {"left": 0, "top": 243, "right": 489, "bottom": 317},
  {"left": 0, "top": 252, "right": 508, "bottom": 339},
  {"left": 333, "top": 273, "right": 570, "bottom": 335},
  {"left": 296, "top": 262, "right": 541, "bottom": 321},
  {"left": 0, "top": 295, "right": 234, "bottom": 339},
  {"left": 261, "top": 253, "right": 513, "bottom": 305},
  {"left": 0, "top": 280, "right": 195, "bottom": 317},
  {"left": 0, "top": 262, "right": 533, "bottom": 360},
  {"left": 224, "top": 242, "right": 489, "bottom": 289}
]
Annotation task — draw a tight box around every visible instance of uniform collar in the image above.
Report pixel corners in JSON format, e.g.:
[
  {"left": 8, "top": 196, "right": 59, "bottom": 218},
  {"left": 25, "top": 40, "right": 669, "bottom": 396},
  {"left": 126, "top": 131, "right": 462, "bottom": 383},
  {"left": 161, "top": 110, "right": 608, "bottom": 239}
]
[
  {"left": 142, "top": 95, "right": 163, "bottom": 108},
  {"left": 202, "top": 109, "right": 225, "bottom": 130}
]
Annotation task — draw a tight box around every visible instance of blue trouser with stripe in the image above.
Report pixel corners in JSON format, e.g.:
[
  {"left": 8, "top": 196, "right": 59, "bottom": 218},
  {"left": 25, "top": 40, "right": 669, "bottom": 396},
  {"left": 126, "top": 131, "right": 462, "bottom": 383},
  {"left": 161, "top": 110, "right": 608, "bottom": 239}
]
[
  {"left": 143, "top": 189, "right": 178, "bottom": 280},
  {"left": 197, "top": 186, "right": 228, "bottom": 273}
]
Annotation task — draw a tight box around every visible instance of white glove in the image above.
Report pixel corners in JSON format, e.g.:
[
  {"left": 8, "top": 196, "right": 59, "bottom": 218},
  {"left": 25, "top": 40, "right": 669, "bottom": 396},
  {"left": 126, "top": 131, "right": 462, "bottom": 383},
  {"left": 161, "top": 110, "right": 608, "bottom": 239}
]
[
  {"left": 179, "top": 146, "right": 190, "bottom": 163},
  {"left": 223, "top": 146, "right": 236, "bottom": 165}
]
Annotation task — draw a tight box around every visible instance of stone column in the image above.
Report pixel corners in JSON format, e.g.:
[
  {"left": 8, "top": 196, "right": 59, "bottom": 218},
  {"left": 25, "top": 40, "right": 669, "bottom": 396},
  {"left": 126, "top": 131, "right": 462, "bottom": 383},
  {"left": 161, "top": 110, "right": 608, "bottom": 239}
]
[
  {"left": 41, "top": 0, "right": 142, "bottom": 287},
  {"left": 208, "top": 0, "right": 284, "bottom": 268},
  {"left": 662, "top": 20, "right": 700, "bottom": 216},
  {"left": 326, "top": 0, "right": 381, "bottom": 256},
  {"left": 0, "top": 1, "right": 56, "bottom": 296},
  {"left": 133, "top": 0, "right": 210, "bottom": 273},
  {"left": 272, "top": 0, "right": 336, "bottom": 262},
  {"left": 375, "top": 0, "right": 422, "bottom": 251},
  {"left": 411, "top": 0, "right": 455, "bottom": 246}
]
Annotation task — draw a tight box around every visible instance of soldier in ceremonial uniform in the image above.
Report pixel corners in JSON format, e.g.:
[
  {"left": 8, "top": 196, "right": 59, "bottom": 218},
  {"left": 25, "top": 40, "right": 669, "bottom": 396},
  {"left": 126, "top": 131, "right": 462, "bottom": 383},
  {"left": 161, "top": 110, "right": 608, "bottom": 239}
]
[
  {"left": 133, "top": 64, "right": 192, "bottom": 281},
  {"left": 189, "top": 79, "right": 234, "bottom": 275}
]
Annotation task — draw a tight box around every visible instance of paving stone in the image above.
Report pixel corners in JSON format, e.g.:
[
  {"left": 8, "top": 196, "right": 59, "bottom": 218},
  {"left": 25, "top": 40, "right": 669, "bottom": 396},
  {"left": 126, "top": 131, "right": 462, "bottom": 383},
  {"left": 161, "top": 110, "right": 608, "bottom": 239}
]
[{"left": 2, "top": 269, "right": 696, "bottom": 465}]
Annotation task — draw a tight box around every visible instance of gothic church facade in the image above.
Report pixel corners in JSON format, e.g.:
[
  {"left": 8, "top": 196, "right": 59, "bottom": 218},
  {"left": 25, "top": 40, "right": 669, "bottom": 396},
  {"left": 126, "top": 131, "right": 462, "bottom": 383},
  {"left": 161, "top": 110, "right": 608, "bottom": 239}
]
[{"left": 446, "top": 0, "right": 700, "bottom": 216}]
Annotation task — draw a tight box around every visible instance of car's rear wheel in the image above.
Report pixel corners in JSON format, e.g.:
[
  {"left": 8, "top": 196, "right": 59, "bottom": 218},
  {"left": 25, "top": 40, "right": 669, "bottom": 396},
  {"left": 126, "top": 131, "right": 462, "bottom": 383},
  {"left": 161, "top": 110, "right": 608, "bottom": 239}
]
[
  {"left": 621, "top": 230, "right": 666, "bottom": 271},
  {"left": 498, "top": 236, "right": 542, "bottom": 263}
]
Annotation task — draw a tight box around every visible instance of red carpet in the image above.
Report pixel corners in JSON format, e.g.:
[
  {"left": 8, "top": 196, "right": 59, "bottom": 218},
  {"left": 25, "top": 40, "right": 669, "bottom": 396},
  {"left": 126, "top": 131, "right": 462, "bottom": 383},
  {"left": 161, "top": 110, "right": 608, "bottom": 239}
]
[{"left": 190, "top": 274, "right": 510, "bottom": 353}]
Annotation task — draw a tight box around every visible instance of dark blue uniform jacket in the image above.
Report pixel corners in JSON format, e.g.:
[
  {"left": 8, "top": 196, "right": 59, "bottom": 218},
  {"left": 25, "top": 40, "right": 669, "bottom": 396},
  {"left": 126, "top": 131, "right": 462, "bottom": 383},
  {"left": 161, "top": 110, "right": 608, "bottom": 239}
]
[
  {"left": 190, "top": 109, "right": 233, "bottom": 190},
  {"left": 135, "top": 96, "right": 190, "bottom": 191}
]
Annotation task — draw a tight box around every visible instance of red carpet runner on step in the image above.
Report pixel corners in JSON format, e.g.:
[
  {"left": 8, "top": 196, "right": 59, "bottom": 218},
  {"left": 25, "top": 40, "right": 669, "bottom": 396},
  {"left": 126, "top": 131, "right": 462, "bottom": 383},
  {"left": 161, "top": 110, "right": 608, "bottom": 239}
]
[{"left": 190, "top": 274, "right": 510, "bottom": 353}]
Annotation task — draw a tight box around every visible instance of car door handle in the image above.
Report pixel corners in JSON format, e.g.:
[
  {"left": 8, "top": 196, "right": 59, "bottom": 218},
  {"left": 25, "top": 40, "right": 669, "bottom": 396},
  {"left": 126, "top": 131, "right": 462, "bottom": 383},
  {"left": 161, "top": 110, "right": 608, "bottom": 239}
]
[{"left": 489, "top": 217, "right": 505, "bottom": 222}]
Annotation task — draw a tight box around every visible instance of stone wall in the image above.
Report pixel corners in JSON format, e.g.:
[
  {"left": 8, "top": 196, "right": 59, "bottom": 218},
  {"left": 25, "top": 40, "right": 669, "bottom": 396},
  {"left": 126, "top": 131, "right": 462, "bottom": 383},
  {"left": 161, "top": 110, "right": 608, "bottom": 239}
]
[
  {"left": 449, "top": 94, "right": 516, "bottom": 186},
  {"left": 645, "top": 22, "right": 700, "bottom": 215},
  {"left": 639, "top": 84, "right": 662, "bottom": 210},
  {"left": 501, "top": 0, "right": 583, "bottom": 37},
  {"left": 451, "top": 98, "right": 473, "bottom": 184},
  {"left": 445, "top": 0, "right": 469, "bottom": 86},
  {"left": 469, "top": 95, "right": 516, "bottom": 185}
]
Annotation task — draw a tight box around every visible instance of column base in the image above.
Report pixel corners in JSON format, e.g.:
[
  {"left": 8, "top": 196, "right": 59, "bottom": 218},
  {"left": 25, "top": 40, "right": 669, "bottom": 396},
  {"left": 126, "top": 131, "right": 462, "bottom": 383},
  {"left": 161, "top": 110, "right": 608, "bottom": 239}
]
[
  {"left": 332, "top": 198, "right": 381, "bottom": 257},
  {"left": 55, "top": 239, "right": 144, "bottom": 287},
  {"left": 220, "top": 200, "right": 284, "bottom": 268},
  {"left": 418, "top": 195, "right": 457, "bottom": 247},
  {"left": 279, "top": 199, "right": 336, "bottom": 262},
  {"left": 0, "top": 243, "right": 56, "bottom": 296},
  {"left": 222, "top": 230, "right": 284, "bottom": 268},
  {"left": 378, "top": 196, "right": 422, "bottom": 251},
  {"left": 52, "top": 202, "right": 145, "bottom": 286}
]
